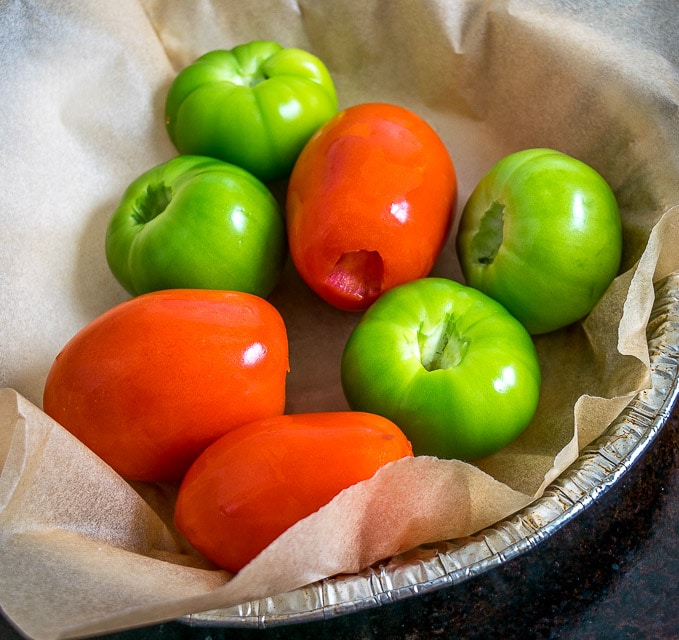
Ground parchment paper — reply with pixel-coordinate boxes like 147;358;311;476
1;1;679;639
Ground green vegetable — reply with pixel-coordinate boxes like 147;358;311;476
105;155;286;298
165;40;338;182
341;277;541;461
456;148;622;334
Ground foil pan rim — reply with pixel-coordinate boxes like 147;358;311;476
182;271;679;629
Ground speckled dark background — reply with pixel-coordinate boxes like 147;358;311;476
2;405;677;640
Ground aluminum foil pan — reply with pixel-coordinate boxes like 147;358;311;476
182;271;679;629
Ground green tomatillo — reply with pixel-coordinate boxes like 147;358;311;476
165;40;339;183
105;155;287;298
341;277;541;461
456;148;623;335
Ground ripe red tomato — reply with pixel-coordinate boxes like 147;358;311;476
174;411;413;572
42;289;289;482
286;102;457;311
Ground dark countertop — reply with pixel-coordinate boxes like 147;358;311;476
2;407;677;640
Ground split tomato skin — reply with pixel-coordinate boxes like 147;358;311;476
286;102;457;311
42;289;289;482
174;411;413;573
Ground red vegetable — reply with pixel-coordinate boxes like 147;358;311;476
174;411;413;572
42;289;289;482
286;102;457;311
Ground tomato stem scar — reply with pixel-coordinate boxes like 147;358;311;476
132;182;173;225
418;313;469;371
470;199;505;266
326;250;384;302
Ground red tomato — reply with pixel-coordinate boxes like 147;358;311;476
286;102;457;311
174;411;413;572
42;289;289;482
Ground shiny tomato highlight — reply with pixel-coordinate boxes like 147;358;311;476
174;411;413;572
42;289;289;482
286;102;457;311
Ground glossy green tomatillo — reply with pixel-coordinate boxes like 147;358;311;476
456;148;622;334
105;155;286;298
341;277;541;461
165;40;339;182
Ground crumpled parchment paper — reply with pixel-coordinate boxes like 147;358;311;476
1;1;679;638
